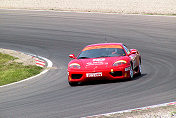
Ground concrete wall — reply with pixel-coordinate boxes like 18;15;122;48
0;0;176;14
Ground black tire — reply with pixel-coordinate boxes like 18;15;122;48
68;82;78;86
129;63;134;80
138;63;142;76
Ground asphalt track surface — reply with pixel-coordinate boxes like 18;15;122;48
0;9;176;118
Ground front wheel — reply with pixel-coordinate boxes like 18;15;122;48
129;64;134;80
138;63;142;76
68;82;78;87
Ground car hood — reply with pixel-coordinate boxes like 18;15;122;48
69;56;129;71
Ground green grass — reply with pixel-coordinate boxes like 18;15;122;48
171;111;176;117
0;52;43;86
142;13;176;16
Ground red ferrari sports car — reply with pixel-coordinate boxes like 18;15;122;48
68;43;141;86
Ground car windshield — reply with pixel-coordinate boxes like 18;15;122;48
78;48;126;59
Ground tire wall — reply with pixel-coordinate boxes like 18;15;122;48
0;0;176;14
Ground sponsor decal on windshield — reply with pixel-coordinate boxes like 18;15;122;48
82;45;123;51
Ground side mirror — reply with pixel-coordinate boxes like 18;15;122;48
69;54;76;59
130;49;137;54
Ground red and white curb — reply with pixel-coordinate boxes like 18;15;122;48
33;57;46;67
0;52;53;88
83;101;176;118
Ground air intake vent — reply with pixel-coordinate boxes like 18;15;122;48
71;74;83;79
110;71;122;77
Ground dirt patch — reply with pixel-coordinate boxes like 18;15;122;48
89;105;176;118
0;48;36;66
0;0;176;15
110;105;176;118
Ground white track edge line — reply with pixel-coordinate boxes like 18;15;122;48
1;8;176;18
0;53;53;88
83;101;176;118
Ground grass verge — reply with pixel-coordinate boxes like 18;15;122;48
0;52;43;86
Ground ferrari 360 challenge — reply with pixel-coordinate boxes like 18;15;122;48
68;43;141;86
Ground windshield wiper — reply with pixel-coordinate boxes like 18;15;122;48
78;57;89;59
95;56;110;58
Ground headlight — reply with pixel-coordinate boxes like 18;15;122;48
69;63;81;69
113;60;127;66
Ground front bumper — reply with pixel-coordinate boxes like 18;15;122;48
68;66;131;82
